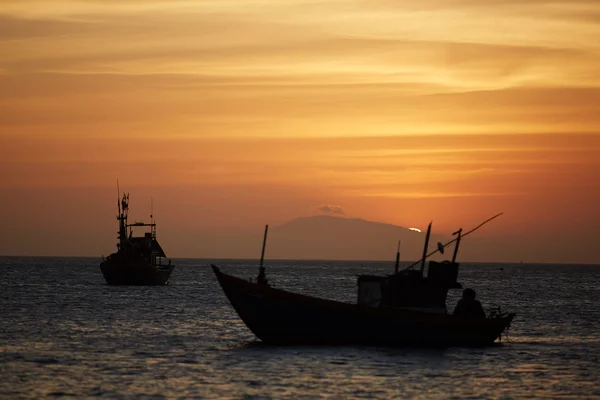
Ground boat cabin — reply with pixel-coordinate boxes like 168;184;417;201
110;193;170;266
357;261;462;313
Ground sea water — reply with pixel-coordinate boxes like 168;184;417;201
1;257;599;399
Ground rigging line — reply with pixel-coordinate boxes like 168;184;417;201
402;212;504;272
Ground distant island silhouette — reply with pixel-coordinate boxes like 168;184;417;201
130;213;594;264
264;215;445;262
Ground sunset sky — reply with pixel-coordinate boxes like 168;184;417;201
1;0;599;263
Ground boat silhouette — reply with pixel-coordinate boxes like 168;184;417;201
212;217;515;347
100;192;174;285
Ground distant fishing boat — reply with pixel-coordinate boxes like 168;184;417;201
100;192;174;285
212;216;515;347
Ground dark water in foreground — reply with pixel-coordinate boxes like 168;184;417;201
1;257;599;399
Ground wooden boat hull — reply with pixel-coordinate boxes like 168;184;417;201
212;265;515;347
100;259;174;285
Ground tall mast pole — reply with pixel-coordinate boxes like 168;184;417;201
420;222;432;276
117;179;121;216
394;240;401;274
151;196;155;238
257;225;269;285
451;228;462;263
116;179;123;245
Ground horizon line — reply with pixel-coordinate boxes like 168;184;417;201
0;254;598;266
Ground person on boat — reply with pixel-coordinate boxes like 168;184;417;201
453;288;486;319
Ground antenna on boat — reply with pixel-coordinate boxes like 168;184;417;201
150;196;155;238
257;224;269;285
394;240;401;274
117;179;121;215
420;222;432;276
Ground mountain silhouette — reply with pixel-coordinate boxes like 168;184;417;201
266;215;446;261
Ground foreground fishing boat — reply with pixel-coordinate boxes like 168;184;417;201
100;192;174;285
213;217;515;347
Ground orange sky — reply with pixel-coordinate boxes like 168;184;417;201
1;0;599;262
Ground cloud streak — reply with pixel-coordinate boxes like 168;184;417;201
313;204;346;216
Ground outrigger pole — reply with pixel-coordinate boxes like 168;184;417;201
403;212;504;272
257;224;269;285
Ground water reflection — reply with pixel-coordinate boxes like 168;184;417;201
1;257;599;398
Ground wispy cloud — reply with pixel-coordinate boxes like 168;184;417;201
312;204;346;216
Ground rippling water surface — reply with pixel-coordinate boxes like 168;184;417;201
1;257;599;399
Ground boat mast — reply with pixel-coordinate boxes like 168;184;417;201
117;192;129;249
394;240;401;274
420;222;432;276
451;228;462;263
257;224;269;285
150;196;156;239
